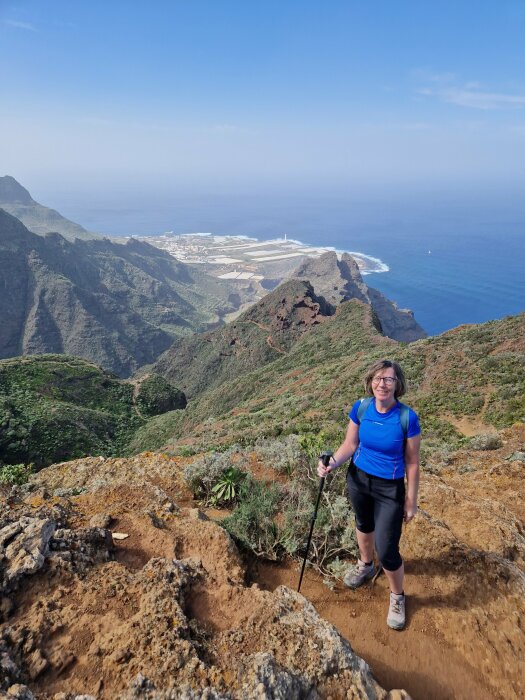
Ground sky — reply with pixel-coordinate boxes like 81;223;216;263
1;0;525;203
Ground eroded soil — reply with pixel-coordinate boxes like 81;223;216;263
1;424;524;699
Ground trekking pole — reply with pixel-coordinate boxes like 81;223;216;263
297;450;333;593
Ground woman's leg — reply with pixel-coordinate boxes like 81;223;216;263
372;478;405;576
346;464;376;552
383;562;404;595
356;529;375;564
372;478;407;628
345;465;377;587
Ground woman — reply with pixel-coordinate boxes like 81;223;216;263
318;359;421;630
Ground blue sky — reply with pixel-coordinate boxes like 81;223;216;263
1;1;525;200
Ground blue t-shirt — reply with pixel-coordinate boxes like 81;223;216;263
348;399;421;479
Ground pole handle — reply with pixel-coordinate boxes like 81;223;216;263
320;450;333;467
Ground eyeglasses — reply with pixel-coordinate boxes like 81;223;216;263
372;376;397;386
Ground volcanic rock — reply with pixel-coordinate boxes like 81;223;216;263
293;251;427;342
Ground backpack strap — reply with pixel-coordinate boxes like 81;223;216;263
357;396;373;423
398;402;409;437
357;397;410;437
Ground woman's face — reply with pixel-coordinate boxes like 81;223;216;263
371;367;397;402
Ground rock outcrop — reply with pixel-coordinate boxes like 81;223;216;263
2;421;524;699
293;252;427;342
0;457;402;699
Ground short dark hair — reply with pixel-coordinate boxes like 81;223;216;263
364;359;407;399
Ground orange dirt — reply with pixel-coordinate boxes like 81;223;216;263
253;559;491;700
2;425;524;699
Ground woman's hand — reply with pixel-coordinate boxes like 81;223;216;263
317;457;336;478
404;497;417;523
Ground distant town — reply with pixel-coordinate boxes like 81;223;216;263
141;233;384;282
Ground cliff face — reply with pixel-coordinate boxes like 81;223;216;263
293;251;427;342
0;210;237;376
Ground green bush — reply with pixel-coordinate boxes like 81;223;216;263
222;478;283;558
0;462;32;486
136;375;186;416
219;435;358;577
183;445;246;502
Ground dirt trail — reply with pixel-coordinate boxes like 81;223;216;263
242;320;288;354
249;424;525;700
130;376;148;418
254;559;492;700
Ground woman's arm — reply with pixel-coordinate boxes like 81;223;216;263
317;420;359;477
404;434;421;522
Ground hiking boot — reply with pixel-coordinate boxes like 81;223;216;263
343;560;376;589
387;592;406;630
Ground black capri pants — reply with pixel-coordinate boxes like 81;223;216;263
346;461;405;571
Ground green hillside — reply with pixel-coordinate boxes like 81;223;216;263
0;209;240;377
0;355;182;469
131;302;525;458
2;304;522;475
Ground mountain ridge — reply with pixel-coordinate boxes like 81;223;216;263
135;303;524;455
0;175;100;241
152;278;337;399
0;209;242;376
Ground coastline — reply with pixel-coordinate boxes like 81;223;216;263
141;232;389;276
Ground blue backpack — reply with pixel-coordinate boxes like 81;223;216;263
357;397;410;437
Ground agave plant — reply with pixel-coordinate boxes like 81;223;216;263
209;467;247;506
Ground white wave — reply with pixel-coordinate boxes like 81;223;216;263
345;251;390;273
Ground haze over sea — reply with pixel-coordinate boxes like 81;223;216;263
55;186;525;338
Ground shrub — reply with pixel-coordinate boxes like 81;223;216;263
222;478;283;558
253;434;306;475
0;462;32;486
469;432;503;451
219;434;358;578
280;481;358;572
183;445;246;502
420;442;456;474
458;463;477;474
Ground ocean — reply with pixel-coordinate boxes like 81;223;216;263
58;189;525;337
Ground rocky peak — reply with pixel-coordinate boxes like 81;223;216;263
243;278;333;330
293;251;369;309
293;251;427;343
0;176;34;206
